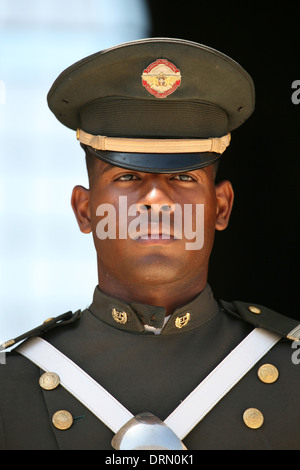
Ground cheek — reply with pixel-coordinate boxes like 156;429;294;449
89;187;119;226
183;187;217;228
189;190;217;253
204;194;218;242
90;193;135;254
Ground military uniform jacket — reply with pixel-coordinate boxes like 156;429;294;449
1;284;300;450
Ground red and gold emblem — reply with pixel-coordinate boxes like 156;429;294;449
141;59;181;98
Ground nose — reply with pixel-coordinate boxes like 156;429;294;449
132;181;180;239
136;185;175;214
138;203;173;213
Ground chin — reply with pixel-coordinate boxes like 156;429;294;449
125;254;190;284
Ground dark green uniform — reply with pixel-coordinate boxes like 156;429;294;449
1;284;299;449
2;38;298;451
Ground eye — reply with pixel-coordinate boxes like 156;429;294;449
115;174;140;181
171;174;195;182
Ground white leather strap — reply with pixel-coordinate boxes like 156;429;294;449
165;327;281;439
16;327;280;439
16;337;134;433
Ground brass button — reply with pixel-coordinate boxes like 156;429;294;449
112;308;128;325
243;408;264;429
175;312;191;329
248;306;261;314
52;410;73;430
43;317;54;324
258;364;279;384
39;372;60;390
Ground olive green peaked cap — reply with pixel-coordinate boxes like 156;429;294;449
47;37;255;172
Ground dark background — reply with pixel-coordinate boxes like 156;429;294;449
146;1;300;318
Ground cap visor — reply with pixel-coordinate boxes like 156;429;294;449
88;148;221;173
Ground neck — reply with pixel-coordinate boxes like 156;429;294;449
97;268;208;316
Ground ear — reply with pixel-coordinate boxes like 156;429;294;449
215;180;234;231
71;185;92;233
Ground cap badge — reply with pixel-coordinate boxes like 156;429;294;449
141;59;181;98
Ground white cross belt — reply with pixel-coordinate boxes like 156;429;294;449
16;327;281;441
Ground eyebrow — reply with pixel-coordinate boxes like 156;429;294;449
100;163;115;176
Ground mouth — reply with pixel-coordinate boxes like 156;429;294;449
134;236;178;245
131;223;181;243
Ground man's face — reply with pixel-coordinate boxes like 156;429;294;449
72;159;234;291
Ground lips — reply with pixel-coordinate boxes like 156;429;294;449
130;223;181;241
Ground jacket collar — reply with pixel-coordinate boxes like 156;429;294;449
88;284;219;335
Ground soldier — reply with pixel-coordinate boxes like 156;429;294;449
0;38;299;450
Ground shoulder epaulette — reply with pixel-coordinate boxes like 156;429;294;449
1;309;82;350
220;300;300;341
